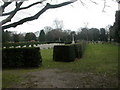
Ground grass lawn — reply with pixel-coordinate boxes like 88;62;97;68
2;43;118;88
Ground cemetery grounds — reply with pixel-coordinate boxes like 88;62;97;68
2;43;119;88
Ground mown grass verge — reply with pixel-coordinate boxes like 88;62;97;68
2;43;118;88
41;43;118;74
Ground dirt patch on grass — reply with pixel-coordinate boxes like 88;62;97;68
12;69;118;88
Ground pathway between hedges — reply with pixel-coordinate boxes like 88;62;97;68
12;69;118;88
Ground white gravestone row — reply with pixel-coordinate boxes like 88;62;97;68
3;43;64;49
34;43;64;49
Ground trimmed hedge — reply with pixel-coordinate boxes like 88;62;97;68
2;47;42;68
74;44;83;58
53;45;76;62
74;42;86;58
46;41;64;44
53;42;86;62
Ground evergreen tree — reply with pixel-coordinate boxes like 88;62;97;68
13;34;19;42
25;33;37;41
38;30;46;42
114;11;120;42
2;30;11;43
100;28;107;41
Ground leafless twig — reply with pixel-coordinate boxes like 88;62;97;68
89;0;98;5
102;0;106;12
79;0;86;6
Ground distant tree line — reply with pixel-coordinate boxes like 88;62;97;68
1;27;113;43
2;31;37;43
2;10;119;43
76;28;108;42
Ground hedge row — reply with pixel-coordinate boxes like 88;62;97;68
2;42;46;48
53;42;86;62
2;41;72;48
2;47;42;68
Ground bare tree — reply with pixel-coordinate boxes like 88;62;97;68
1;0;118;31
53;19;64;30
0;0;77;30
44;26;53;33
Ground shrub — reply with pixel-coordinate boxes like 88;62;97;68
64;41;72;44
74;42;87;58
74;44;83;58
2;47;42;68
53;45;76;62
53;41;87;62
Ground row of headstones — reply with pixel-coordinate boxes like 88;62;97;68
3;43;65;49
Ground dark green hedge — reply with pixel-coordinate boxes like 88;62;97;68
74;42;86;58
53;42;86;62
2;47;42;68
74;44;83;58
53;45;76;62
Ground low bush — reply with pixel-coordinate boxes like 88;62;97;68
53;45;76;62
2;47;42;68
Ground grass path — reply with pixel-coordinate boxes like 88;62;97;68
2;43;118;88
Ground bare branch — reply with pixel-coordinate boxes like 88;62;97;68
79;0;86;6
47;0;77;9
1;2;12;12
2;2;23;25
2;0;77;30
2;0;46;16
102;0;106;12
89;0;98;5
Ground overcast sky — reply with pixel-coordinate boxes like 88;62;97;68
1;0;118;33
